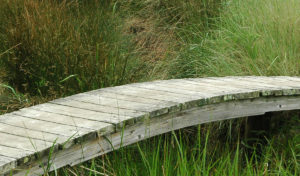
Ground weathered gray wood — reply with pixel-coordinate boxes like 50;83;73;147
0;76;299;175
200;77;284;96
61;93;180;118
193;77;286;89
0;114;89;140
0;123;68;143
0;156;15;175
233;77;300;95
169;79;245;91
282;76;300;83
31;103;132;124
0;156;14;165
131;82;211;97
0;132;51;152
84;91;181;113
157;79;252;95
268;77;300;87
191;77;290;96
53;94;145;116
204;77;275;90
86;91;175;105
0;145;33;159
65;93;178;114
13;108;113;132
93;86;194;103
12;95;300;176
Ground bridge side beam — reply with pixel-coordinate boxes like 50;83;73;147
13;95;300;176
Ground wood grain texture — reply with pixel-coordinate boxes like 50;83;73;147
0;76;299;175
0;156;15;175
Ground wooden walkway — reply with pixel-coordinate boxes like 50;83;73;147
0;76;300;175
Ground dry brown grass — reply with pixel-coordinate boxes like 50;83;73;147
124;17;177;62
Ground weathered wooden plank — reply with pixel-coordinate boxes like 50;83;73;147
53;94;144;116
111;82;198;99
0;145;33;159
167;79;243;92
238;76;298;82
184;78;261;91
31;103;133;124
61;93;179;117
191;77;287;96
0;156;16;175
223;76;300;89
65;93;177;113
0;122;68;143
282;76;300;83
0;113;113;175
86;91;174;105
145;79;263;104
128;82;229;108
84;91;182;114
225;77;291;89
200;77;284;95
93;86;194;103
233;77;300;95
224;77;300;95
88;87;199;113
12;95;300;176
0;113;111;155
0;132;51;152
267;77;300;86
0;114;88;139
0;156;14;165
204;77;273;90
158;79;251;94
141;79;261;104
193;77;285;89
131;81;211;97
13;108;113;132
147;79;257;100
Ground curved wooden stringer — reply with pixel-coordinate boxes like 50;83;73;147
0;76;300;175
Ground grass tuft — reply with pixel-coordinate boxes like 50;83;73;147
170;0;300;78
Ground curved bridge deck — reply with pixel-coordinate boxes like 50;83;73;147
1;76;300;175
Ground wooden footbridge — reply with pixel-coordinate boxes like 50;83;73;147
0;76;300;175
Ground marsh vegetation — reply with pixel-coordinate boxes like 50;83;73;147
0;0;299;175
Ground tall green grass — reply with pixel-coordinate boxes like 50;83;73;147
0;0;144;97
170;0;300;78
